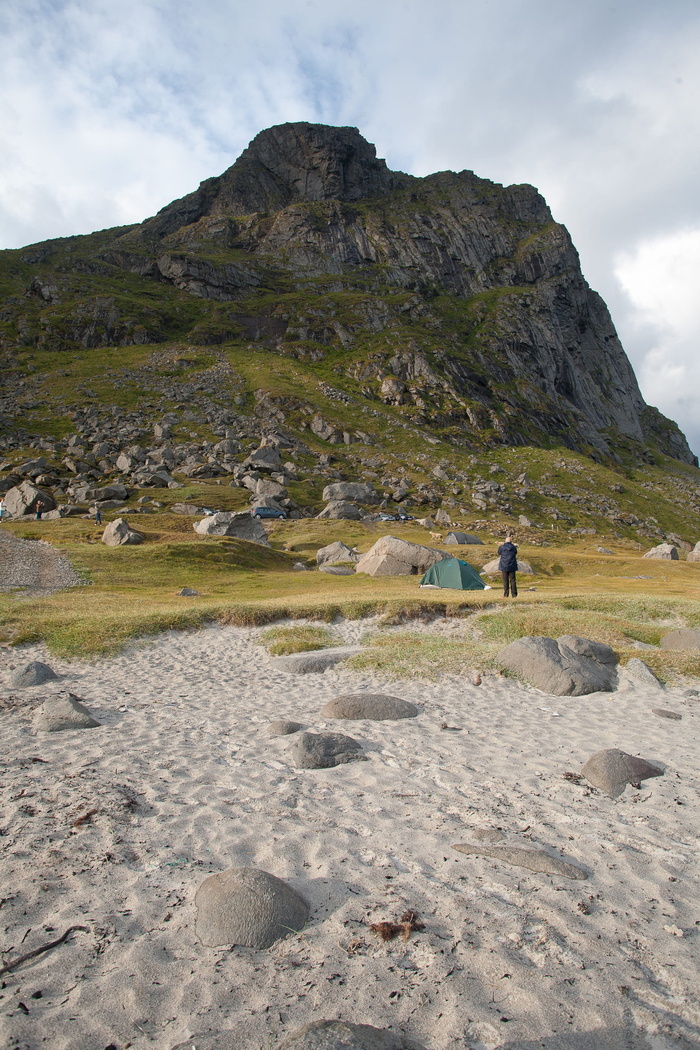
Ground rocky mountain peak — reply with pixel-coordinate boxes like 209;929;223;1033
146;123;411;237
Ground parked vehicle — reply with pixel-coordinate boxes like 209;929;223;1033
252;506;286;519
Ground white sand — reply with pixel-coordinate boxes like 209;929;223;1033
1;619;698;1050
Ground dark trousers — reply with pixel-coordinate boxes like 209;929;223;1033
502;571;517;597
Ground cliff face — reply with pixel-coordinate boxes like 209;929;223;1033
0;122;695;465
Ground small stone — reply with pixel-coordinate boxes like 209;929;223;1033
288;731;363;769
33;692;101;732
10;660;59;688
625;657;662;687
268;720;304;736
652;708;682;720
177;587;200;596
581;748;664;798
321;693;418;720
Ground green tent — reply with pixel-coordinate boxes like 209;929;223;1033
420;557;485;590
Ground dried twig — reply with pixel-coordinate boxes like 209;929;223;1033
0;925;89;977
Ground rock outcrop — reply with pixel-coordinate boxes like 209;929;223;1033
355;535;447;576
497;634;618;695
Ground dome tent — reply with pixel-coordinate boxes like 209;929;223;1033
420;557;485;590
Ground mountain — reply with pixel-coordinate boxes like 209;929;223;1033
0;120;696;480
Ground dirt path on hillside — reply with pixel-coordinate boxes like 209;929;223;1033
0;527;84;594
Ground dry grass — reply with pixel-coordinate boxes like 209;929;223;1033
258;624;337;655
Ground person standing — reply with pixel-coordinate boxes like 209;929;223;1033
94;507;102;525
498;533;518;597
0;497;6;520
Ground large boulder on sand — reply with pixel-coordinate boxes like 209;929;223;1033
316;541;360;566
355;535;447;577
193;511;269;545
642;543;678;560
480;558;534;575
194;867;309;949
581;748;664;798
321;693;419;720
101;518;145;546
33;692;101;732
321;481;379;505
289;731;364;768
497;635;618;695
4;481;56;517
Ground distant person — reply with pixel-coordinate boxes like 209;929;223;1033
498;533;518;597
0;497;6;520
35;501;45;520
94;507;102;525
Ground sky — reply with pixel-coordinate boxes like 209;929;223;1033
1;0;699;456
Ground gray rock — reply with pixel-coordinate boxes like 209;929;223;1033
687;540;700;563
10;660;59;688
268;720;304;736
642;543;678;560
581;748;664;798
289;731;363;769
652;708;682;720
444;531;483;545
625;657;662;687
518;515;532;527
479;558;534;575
177;587;200;596
321;481;379;505
4;481;57;517
272;646;366;673
101;517;145;546
171;503;210;515
434;508;451;524
321;693;419;720
244;446;282;472
452;842;588;880
316;500;363;520
81;483;129;502
193;511;269;545
171;1035;238;1050
660;628;700;650
33;692;101;732
194;867;309;949
497;635;618;695
318;565;355;575
355;535;446;577
316;541;360;566
276;1020;421;1050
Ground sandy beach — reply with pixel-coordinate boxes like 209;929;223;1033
1;618;699;1050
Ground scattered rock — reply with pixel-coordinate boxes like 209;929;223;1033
276;1020;421;1050
288;731;364;768
177;587;200;596
580;748;664;798
271;646;366;674
268;720;304;736
316;500;363;520
625;657;662;687
33;692;101;732
321;481;379;504
642;543;678;560
315;541;360;566
355;535;446;577
318;565;355;575
321;693;419;720
171;503;211;516
479;558;534;575
687;541;700;563
434;508;451;524
652;708;682;720
243;446;282;472
497;635;618;695
193;511;269;544
660;628;700;650
10;660;59;688
101;518;145;546
452;841;588;880
4;481;57;517
194;867;309;949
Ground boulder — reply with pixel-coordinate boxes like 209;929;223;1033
479;558;534;575
213;438;240;456
243;446;282;472
321;693;419;720
445;531;483;545
255;478;287;498
497;635;618;695
289;731;363;769
276;1021;420;1050
177;587;200;596
81;483;129;502
10;660;59;688
33;692;101;732
625;657;662;687
316;500;363;520
272;646;366;673
581;748;664;798
642;543;678;560
434;508;451;524
171;503;210;515
193;511;269;545
4;481;57;517
194;867;309;949
687;540;700;563
101;518;145;546
318;565;355;575
268;720;304;736
660;628;700;650
355;535;446;577
316;541;360;566
321;481;379;505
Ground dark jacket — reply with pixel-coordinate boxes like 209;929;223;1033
497;541;518;573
